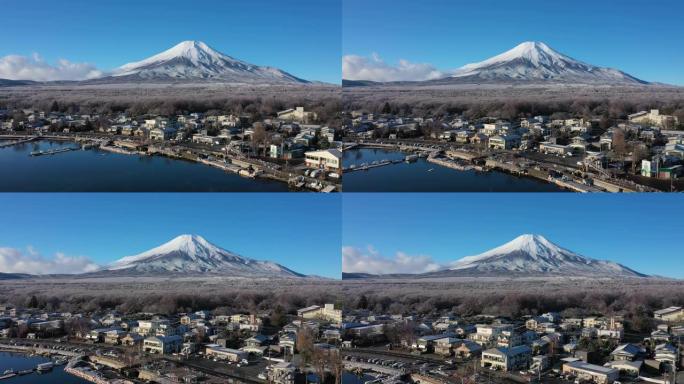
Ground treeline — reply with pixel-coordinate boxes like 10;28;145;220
345;97;684;126
4;279;683;321
4;287;339;316
0;86;342;125
341;280;684;320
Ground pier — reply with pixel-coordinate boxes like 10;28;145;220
343;159;399;172
0;137;37;148
427;155;480;172
29;147;79;156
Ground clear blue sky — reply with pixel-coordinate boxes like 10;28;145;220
343;0;684;85
0;194;341;278
343;194;684;278
3;0;341;83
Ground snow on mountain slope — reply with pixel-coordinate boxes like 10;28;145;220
445;41;647;85
104;234;303;277
101;40;309;84
444;234;645;277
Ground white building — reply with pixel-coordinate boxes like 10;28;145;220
297;304;342;323
143;335;182;354
204;344;248;362
304;149;342;171
629;109;679;128
277;107;317;123
149;127;177;141
481;345;531;371
654;306;684;322
562;361;618;384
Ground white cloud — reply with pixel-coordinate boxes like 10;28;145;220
342;53;452;82
0;53;103;81
342;245;444;275
0;246;100;275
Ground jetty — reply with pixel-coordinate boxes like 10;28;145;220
427;155;479;172
29;147;78;156
0;137;37;148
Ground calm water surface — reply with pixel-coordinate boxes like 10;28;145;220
0;351;88;383
343;148;564;192
0;140;288;192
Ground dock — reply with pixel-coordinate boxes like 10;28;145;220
549;177;603;192
29;147;79;156
343;160;396;173
0;137;37;148
427;156;479;172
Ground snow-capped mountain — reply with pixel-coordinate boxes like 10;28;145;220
441;41;647;85
101;234;304;277
439;234;645;277
96;40;309;84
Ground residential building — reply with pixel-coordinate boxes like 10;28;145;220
304;149;342;171
654;307;684;322
143;335;182;354
204;344;248;362
277;107;317;123
562;361;618;384
297;304;342;323
481;345;531;371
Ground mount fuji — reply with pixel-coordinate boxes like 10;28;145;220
91;40;310;84
344;234;647;279
427;234;646;278
438;41;647;85
95;234;304;277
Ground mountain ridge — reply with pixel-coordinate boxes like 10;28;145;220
87;40;310;84
94;234;305;278
442;41;647;85
343;234;647;279
344;41;652;86
437;234;645;277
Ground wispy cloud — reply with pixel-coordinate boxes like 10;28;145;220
0;246;99;275
0;53;103;81
342;53;453;82
342;245;444;275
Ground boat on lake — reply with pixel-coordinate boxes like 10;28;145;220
36;362;54;373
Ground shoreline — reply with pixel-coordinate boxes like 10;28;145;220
1;134;341;192
344;143;652;192
344;144;568;191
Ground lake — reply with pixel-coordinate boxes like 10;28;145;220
0;351;88;384
343;148;564;192
0;140;289;192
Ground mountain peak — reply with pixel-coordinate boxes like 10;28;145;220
162;233;215;254
106;40;309;84
450;41;647;85
510;233;552;247
161;41;221;60
460;41;575;72
103;234;303;277
447;234;645;277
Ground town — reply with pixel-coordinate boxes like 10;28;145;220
0;105;342;192
1;299;683;383
340;303;683;384
0;302;345;383
342;108;683;192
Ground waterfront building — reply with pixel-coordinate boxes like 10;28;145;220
304;149;342;171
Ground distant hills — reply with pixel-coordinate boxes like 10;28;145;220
344;234;647;279
0;78;38;87
0;272;33;280
345;41;652;86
